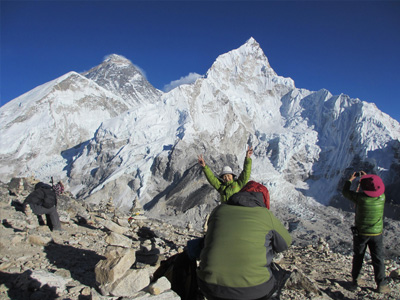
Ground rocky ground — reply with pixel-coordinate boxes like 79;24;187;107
0;178;399;300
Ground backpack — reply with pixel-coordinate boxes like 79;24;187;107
53;182;64;196
240;181;270;209
152;251;199;300
35;182;57;208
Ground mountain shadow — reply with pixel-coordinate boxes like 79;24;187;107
61;140;90;177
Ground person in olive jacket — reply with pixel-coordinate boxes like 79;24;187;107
342;171;390;293
23;182;62;231
197;181;291;300
198;146;253;203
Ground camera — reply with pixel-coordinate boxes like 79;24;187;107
355;172;361;177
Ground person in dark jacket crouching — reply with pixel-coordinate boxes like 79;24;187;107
342;171;390;293
23;182;62;231
197;181;292;300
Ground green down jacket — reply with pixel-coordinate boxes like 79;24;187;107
202;157;252;203
342;180;385;236
197;191;292;300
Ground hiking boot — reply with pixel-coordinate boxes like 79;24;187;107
349;278;366;291
377;283;390;293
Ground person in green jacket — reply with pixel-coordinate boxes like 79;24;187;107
197;181;292;300
198;146;253;203
342;171;390;294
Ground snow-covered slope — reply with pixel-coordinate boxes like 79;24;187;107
0;72;131;180
67;38;400;224
1;38;399;228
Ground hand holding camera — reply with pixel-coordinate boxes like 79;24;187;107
349;170;366;181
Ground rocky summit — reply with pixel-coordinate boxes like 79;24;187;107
0;178;399;300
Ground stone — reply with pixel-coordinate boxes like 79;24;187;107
0;283;8;293
101;219;129;235
148;276;171;295
105;245;135;259
95;248;136;286
8;177;25;195
141;241;153;253
81;286;91;296
122;290;181;299
105;232;133;248
132;215;147;220
58;211;71;223
15;269;70;294
28;234;53;246
54;269;71;278
284;268;322;295
11;234;24;244
136;243;161;266
69;285;84;294
117;218;130;227
89;287;105;300
108;268;150;297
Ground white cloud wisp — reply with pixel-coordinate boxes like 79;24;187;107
163;72;202;92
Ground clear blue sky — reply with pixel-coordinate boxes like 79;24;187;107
1;1;400;122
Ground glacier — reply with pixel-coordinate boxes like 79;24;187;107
0;37;399;229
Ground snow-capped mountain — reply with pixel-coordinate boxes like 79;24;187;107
83;54;162;106
1;37;399;227
0;71;131;181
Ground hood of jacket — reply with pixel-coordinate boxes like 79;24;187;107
227;191;266;208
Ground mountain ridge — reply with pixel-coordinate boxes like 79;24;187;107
0;38;399;232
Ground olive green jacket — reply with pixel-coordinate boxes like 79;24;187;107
197;192;292;299
202;157;252;203
342;180;385;236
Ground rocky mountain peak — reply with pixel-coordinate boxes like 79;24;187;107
206;38;294;92
104;54;132;65
246;36;258;45
82;54;162;106
241;36;266;58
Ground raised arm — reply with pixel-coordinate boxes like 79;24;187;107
198;154;221;190
236;146;253;188
246;145;253;158
198;154;206;167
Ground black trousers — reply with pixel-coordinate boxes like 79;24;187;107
29;203;62;231
352;233;385;285
202;265;281;300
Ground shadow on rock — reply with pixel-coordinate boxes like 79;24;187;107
11;200;25;212
73;215;99;231
44;242;105;288
1;219;24;233
0;270;59;300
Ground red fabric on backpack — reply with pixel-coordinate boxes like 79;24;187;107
240;181;270;209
